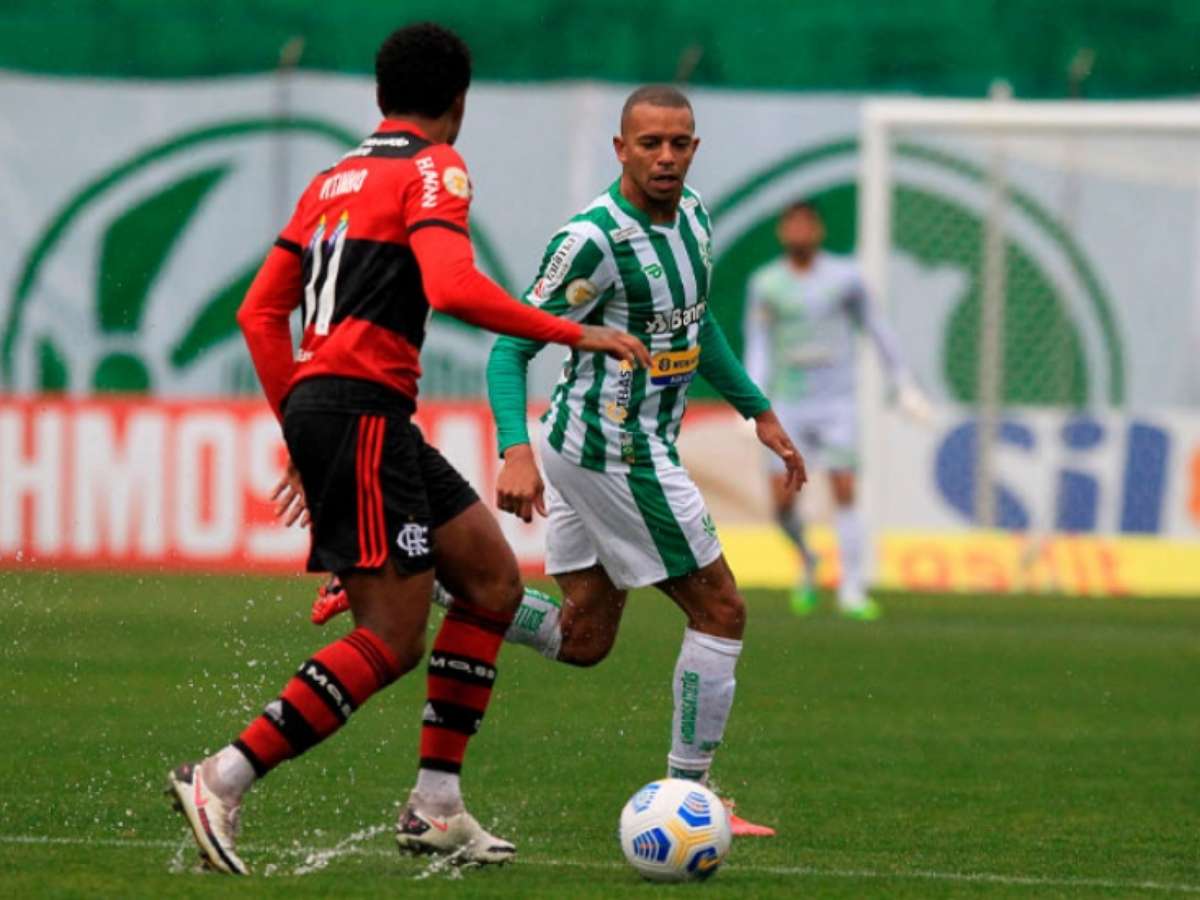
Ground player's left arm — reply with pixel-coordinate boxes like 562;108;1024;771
237;223;309;524
237;216;308;422
847;269;933;423
698;312;806;491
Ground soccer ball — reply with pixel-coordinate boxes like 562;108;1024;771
618;779;732;882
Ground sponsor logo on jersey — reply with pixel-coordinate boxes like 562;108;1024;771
609;224;640;243
564;278;598;307
643;263;664;279
442;166;471;200
645;301;707;336
415;156;439;208
363;135;410;149
318;168;369;200
540;234;580;294
621;432;636;464
342;135;412;159
650;347;700;386
605;358;634;423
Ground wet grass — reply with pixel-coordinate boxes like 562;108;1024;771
0;572;1196;897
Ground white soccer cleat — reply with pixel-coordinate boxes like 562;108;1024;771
395;796;516;865
167;761;248;875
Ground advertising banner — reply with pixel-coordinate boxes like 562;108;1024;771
0;397;545;573
3;397;1199;595
3;74;1199;593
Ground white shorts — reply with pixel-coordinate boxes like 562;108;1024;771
539;436;723;591
769;402;858;473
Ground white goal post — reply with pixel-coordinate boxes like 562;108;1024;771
855;98;1200;571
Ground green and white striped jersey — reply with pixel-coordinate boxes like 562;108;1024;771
526;180;715;472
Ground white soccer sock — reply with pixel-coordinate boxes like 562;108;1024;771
207;744;255;801
413;769;463;816
836;505;867;608
504;587;563;660
667;628;741;782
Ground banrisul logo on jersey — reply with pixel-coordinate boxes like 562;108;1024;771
4;117;511;398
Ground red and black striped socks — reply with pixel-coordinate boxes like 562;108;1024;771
415;598;513;808
233;627;401;777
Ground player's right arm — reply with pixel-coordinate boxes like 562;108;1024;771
489;226;615;521
404;147;645;365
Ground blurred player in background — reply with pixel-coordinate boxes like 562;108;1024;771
166;22;646;874
487;86;805;836
743;201;931;620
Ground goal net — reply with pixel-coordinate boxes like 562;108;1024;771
856;98;1200;585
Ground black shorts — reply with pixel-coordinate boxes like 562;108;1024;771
282;377;479;575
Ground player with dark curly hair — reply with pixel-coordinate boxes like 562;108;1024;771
166;22;648;874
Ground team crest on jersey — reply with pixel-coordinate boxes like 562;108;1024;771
442;166;471;200
565;278;597;307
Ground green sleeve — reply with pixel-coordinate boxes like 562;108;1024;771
487;333;544;456
698;312;771;418
486;226;612;456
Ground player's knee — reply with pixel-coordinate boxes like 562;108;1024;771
692;588;746;639
459;563;524;615
559;623;616;667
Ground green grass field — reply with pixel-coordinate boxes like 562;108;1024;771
0;572;1196;898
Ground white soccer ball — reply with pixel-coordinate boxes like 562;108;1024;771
618;778;732;882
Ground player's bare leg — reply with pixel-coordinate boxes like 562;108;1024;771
829;470;880;620
393;500;522;864
551;565;628;666
168;565;429;874
771;472;819;615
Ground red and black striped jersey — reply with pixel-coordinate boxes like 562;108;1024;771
274;119;469;401
238;118;582;420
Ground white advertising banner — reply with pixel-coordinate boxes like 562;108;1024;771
3;73;1199;590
